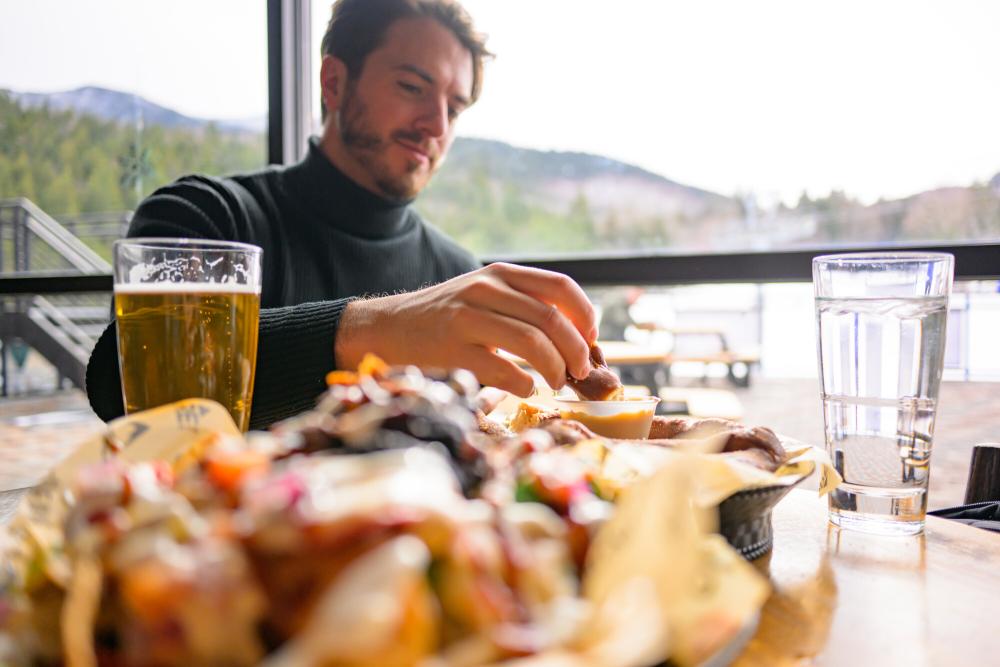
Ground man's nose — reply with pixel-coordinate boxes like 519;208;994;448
415;96;449;139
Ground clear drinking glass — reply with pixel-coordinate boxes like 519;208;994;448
113;238;263;431
814;252;953;535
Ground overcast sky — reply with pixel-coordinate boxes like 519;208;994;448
3;0;999;205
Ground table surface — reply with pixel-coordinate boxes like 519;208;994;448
1;483;997;666
735;489;1000;667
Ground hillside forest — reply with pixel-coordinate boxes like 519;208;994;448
3;90;999;259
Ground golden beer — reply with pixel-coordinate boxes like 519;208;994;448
115;283;260;431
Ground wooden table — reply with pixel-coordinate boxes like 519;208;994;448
565;341;760;389
736;489;1000;667
593;340;671;366
1;487;997;666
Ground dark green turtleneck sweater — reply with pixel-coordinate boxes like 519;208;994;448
86;138;479;429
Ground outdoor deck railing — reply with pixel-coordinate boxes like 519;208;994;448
0;199;117;395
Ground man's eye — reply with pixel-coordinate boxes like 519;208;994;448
448;107;459;121
399;82;421;94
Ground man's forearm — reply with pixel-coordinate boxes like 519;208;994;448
334;297;392;371
251;298;356;428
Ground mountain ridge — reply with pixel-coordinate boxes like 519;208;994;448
6;85;997;255
6;85;264;133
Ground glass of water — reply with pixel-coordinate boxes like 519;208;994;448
814;252;953;535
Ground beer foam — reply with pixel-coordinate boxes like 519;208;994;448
114;282;261;295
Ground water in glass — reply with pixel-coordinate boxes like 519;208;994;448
817;295;948;534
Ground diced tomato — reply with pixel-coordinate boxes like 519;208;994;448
357;353;389;377
205;450;270;493
522;463;592;513
119;561;182;623
324;370;359;386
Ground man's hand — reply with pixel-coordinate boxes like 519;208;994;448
335;263;598;396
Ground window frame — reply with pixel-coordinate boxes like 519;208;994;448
268;0;312;165
502;243;1000;287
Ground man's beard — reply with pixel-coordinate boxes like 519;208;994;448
339;85;436;201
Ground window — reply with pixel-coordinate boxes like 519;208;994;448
1;0;268;237
310;0;1000;258
1;1;267;403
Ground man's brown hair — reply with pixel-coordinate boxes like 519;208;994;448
320;0;492;104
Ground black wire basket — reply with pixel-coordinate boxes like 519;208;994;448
718;478;807;560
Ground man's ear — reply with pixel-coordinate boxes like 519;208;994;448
320;55;350;115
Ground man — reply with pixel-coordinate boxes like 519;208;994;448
86;0;597;429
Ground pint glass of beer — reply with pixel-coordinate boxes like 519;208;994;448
112;238;263;431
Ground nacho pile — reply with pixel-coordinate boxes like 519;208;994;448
0;357;835;667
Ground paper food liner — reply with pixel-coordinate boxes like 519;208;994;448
579;455;769;667
593;436;841;509
1;400;239;592
476;454;770;667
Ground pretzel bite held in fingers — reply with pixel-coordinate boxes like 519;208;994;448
565;346;624;402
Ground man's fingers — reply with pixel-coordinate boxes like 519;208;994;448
485;263;597;345
464;276;591;380
459;308;567;390
475;386;509;414
458;346;536;397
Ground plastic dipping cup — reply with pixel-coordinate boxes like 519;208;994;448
553;396;660;439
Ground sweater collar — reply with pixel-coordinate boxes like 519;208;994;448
283;137;414;239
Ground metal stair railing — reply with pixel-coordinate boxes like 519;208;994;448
0;296;93;390
0;197;111;275
0;198;121;394
28;296;95;359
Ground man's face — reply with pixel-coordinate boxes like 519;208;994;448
328;17;474;200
